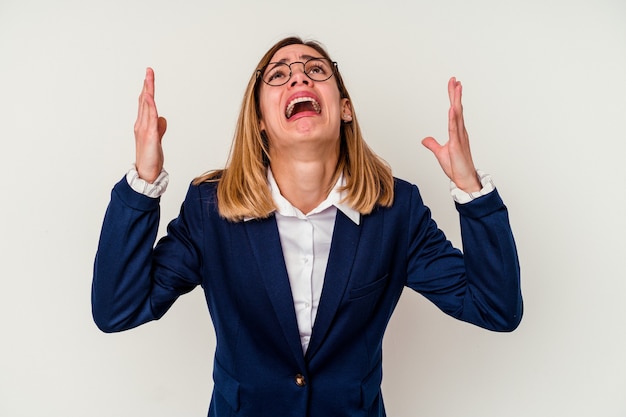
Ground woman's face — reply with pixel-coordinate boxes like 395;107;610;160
258;44;351;156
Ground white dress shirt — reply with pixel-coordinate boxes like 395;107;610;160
266;169;360;353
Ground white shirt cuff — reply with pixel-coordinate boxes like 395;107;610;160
126;165;169;198
450;170;495;204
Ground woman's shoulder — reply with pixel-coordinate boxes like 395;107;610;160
392;176;421;199
182;176;220;214
188;169;223;195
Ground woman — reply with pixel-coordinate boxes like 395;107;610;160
93;36;522;417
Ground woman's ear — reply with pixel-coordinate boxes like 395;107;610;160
341;99;353;122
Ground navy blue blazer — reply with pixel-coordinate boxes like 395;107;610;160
92;176;522;417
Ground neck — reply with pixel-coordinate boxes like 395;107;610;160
270;148;339;214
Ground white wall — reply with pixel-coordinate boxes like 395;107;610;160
1;0;625;416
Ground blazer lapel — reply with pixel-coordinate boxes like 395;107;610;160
305;210;362;360
244;216;306;367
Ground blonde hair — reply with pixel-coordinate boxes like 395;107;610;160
194;37;394;221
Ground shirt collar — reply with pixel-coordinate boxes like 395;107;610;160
267;168;360;225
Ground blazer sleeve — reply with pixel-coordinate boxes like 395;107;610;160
91;178;203;333
405;186;522;331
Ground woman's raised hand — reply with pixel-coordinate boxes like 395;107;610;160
421;77;481;193
134;68;167;183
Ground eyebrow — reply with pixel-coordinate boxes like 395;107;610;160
274;54;322;64
264;55;326;74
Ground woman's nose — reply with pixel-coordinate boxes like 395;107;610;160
290;63;310;87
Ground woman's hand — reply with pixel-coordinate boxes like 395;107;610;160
134;68;167;183
422;77;481;193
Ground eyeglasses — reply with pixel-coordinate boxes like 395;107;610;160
257;57;337;86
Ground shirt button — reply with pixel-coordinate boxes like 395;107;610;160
295;374;306;387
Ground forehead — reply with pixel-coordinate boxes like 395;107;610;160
269;44;324;63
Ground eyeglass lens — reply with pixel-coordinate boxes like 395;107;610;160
262;58;334;86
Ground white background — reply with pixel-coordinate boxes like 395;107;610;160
1;0;625;416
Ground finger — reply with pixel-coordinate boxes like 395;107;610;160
136;90;156;133
453;81;463;113
136;70;153;126
137;69;154;105
137;70;160;130
448;106;458;140
145;67;155;97
145;87;158;122
421;136;442;154
138;68;156;107
452;82;468;142
137;77;146;121
448;77;458;106
157;116;167;139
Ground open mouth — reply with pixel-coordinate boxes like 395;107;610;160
285;96;321;119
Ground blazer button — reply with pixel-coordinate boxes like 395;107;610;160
294;374;306;387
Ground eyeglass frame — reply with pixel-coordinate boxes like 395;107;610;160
256;57;339;87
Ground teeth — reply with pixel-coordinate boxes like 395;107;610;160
285;96;321;118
